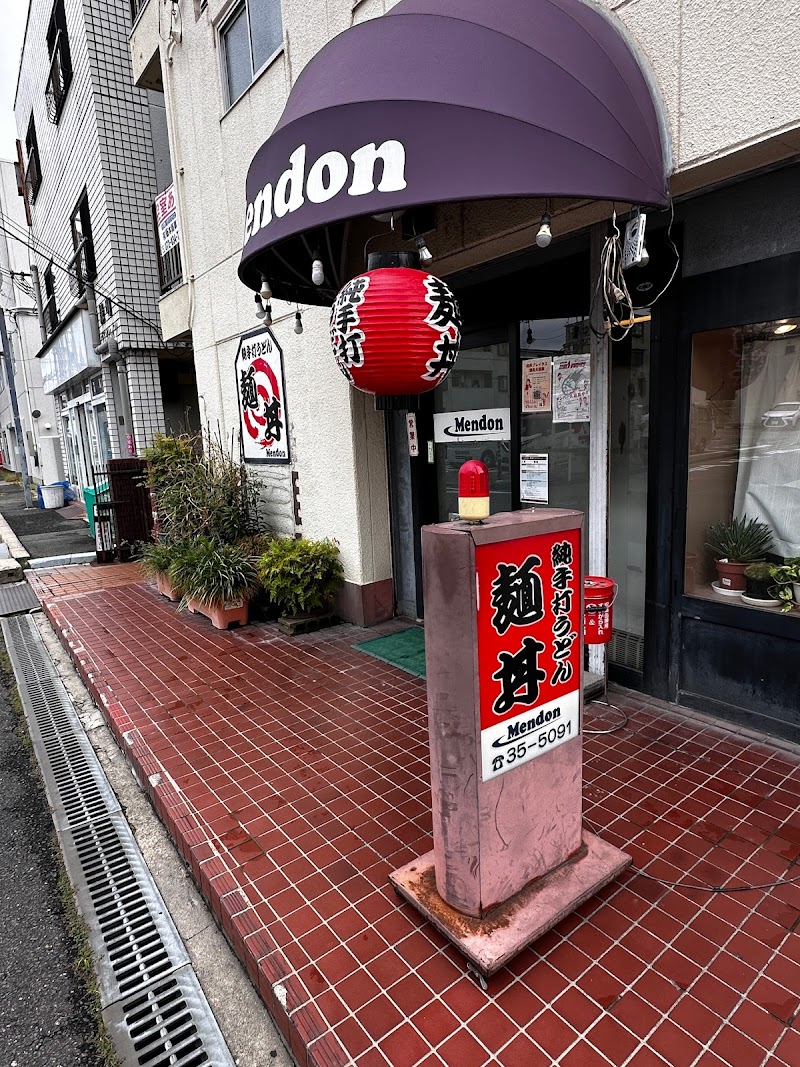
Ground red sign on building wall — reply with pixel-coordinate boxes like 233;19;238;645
476;528;582;781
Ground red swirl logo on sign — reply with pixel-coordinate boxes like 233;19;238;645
235;327;290;464
476;528;582;780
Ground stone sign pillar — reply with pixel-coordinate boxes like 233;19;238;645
390;509;630;975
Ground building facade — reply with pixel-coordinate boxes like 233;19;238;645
0;158;63;486
13;0;198;503
129;0;800;738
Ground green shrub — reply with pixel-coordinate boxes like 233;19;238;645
170;539;259;608
258;538;344;618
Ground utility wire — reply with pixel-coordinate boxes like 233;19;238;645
0;214;167;341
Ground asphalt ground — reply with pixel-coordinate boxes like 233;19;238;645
0;645;106;1067
0;482;94;559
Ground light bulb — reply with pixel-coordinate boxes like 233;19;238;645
254;293;267;320
415;235;433;263
774;323;798;335
638;245;649;268
264;304;272;327
294;311;303;335
526;325;533;345
536;213;552;249
260;275;272;301
311;256;324;286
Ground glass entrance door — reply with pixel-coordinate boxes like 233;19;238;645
608;318;651;674
519;319;592;566
433;342;512;521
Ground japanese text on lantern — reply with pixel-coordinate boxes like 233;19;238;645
476;529;581;781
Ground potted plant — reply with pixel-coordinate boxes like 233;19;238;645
768;559;800;612
258;537;344;635
139;541;182;601
171;539;259;629
743;562;776;602
706;516;774;591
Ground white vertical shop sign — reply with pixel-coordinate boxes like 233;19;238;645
235;326;290;463
154;184;179;254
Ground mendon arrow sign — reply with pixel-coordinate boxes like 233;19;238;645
433;408;511;443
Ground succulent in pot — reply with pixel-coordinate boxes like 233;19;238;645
170;538;259;629
743;562;776;602
706;516;774;592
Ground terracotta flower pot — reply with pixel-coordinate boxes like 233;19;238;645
156;572;180;601
714;559;751;591
188;597;249;630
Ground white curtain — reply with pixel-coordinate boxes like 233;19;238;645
734;333;800;558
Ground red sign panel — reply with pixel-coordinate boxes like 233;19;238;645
476;527;582;780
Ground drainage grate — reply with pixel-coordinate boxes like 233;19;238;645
1;614;235;1067
0;579;40;616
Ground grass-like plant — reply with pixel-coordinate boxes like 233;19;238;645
706;516;774;562
141;429;262;546
170;539;259;608
138;541;178;577
257;537;344;618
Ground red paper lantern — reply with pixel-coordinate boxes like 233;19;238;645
330;267;462;401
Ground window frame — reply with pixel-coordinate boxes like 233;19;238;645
70;190;96;298
42;262;59;336
24;117;42;204
45;0;73;124
219;0;284;112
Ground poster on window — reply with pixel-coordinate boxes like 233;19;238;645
521;357;552;413
552;354;591;423
520;453;548;503
476;528;582;781
235;326;290;463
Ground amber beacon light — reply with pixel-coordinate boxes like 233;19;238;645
458;460;490;523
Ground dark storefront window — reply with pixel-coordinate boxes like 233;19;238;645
685;318;800;615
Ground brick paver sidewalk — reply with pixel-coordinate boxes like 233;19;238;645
29;563;800;1067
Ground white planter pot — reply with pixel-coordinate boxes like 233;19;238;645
40;484;65;509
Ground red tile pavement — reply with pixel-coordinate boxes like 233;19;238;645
28;563;800;1067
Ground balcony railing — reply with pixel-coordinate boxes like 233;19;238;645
45;31;72;124
24;150;42;205
68;239;95;299
42;292;59;336
130;0;149;24
153;188;182;294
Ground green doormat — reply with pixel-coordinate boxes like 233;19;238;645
353;627;427;678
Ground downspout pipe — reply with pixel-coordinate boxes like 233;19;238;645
0;308;34;508
95;336;136;456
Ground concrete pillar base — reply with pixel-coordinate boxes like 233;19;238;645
390;832;630;977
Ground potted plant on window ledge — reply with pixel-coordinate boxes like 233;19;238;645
706;516;774;593
768;559;800;612
171;539;259;630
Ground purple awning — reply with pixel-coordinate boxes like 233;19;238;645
239;0;671;304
